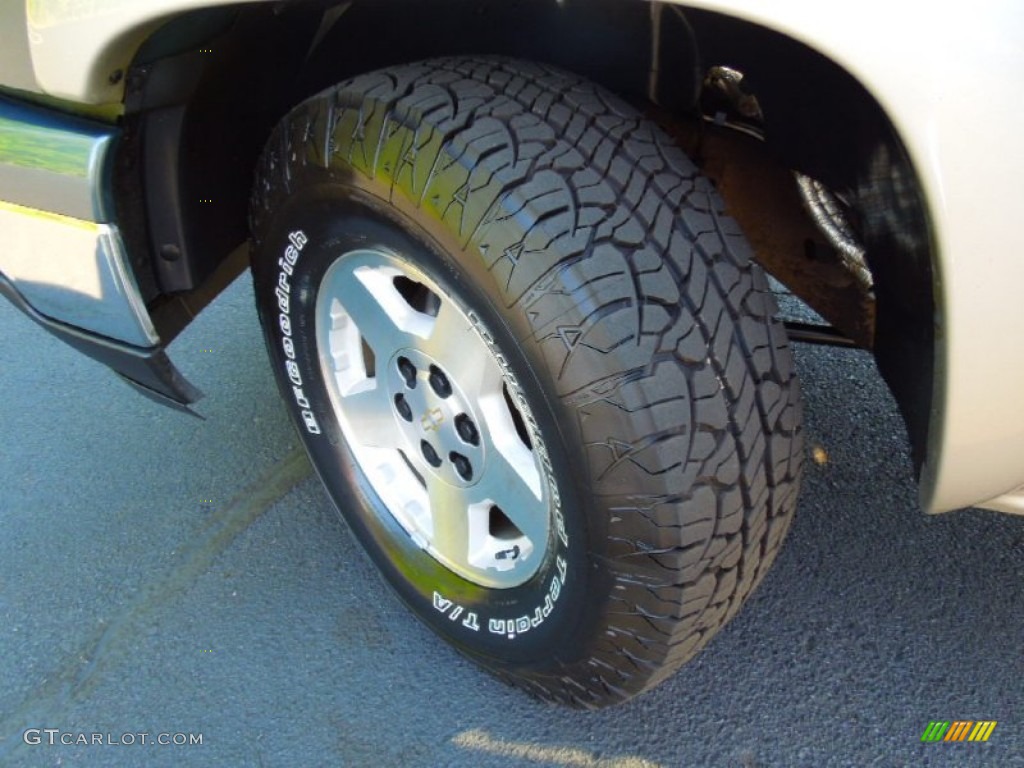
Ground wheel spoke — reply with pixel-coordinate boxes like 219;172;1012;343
475;444;547;548
426;476;471;566
337;384;401;449
424;303;503;401
422;300;472;356
327;266;424;354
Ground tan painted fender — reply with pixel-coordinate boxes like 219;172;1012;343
663;1;1024;514
13;0;1024;513
22;0;269;103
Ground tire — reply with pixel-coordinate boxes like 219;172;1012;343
249;57;803;708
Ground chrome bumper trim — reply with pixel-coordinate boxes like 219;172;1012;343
0;201;158;347
0;271;202;410
0;95;159;348
0;94;114;222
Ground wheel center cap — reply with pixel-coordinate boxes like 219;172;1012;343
388;348;483;487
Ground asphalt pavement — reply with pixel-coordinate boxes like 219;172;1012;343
1;273;1021;767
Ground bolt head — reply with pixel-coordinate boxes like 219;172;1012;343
455;414;479;446
428;365;452;398
450;451;473;481
421;440;441;467
394;393;413;422
397;357;417;388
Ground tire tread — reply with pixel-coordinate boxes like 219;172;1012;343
250;56;803;708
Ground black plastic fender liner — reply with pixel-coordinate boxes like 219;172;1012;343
0;272;203;414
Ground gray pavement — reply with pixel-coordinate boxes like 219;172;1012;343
1;274;1021;767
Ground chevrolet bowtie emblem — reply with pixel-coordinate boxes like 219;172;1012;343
421;407;444;432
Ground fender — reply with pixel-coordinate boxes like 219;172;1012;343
8;0;1024;513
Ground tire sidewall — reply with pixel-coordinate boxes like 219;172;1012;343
253;179;606;667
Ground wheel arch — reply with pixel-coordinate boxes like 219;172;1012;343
116;0;940;504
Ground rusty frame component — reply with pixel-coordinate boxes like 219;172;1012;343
666;117;876;348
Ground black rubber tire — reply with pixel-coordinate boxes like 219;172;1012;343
249;57;803;708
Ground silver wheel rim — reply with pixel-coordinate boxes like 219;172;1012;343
315;248;552;589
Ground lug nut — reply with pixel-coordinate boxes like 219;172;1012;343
397;356;417;388
428;365;452;398
394;393;412;421
454;413;479;446
450;451;473;481
421;440;442;467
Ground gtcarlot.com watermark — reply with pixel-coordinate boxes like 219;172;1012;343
23;729;202;747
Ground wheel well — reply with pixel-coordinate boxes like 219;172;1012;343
118;0;934;470
680;8;935;471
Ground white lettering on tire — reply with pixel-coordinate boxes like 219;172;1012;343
276;230;320;435
432;591;480;631
431;553;567;640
